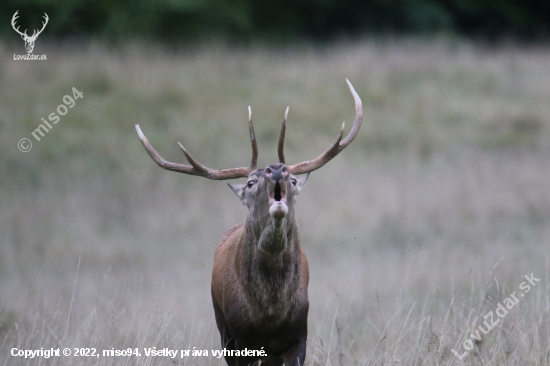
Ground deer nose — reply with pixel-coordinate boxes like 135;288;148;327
265;164;289;182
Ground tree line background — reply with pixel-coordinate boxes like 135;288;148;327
1;0;550;43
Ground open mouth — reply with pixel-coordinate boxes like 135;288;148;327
268;182;288;219
269;181;287;205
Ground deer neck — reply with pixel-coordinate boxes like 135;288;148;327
245;206;299;257
237;211;301;319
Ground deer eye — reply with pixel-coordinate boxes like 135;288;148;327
291;178;297;186
247;180;256;188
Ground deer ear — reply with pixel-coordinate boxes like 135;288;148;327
227;183;248;205
296;173;309;193
291;173;309;201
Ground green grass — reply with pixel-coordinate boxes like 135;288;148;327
0;39;549;365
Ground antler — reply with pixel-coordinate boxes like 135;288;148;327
11;11;28;38
285;79;362;175
135;109;258;180
278;106;289;164
30;13;48;39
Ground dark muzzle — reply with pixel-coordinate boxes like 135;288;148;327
266;164;288;183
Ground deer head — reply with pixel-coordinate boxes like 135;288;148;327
135;79;361;236
12;11;49;54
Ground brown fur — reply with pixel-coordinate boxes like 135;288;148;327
212;165;310;366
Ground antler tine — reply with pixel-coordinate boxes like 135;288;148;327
11;11;27;37
34;13;49;37
287;79;363;175
135;124;251;180
278;107;289;164
248;106;258;170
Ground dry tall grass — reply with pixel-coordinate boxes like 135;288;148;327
0;39;549;365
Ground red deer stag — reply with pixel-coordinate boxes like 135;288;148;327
135;79;362;366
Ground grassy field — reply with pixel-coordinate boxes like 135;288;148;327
1;39;549;365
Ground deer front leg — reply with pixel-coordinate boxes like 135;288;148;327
282;340;306;366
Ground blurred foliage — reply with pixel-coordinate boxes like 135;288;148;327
1;0;549;42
